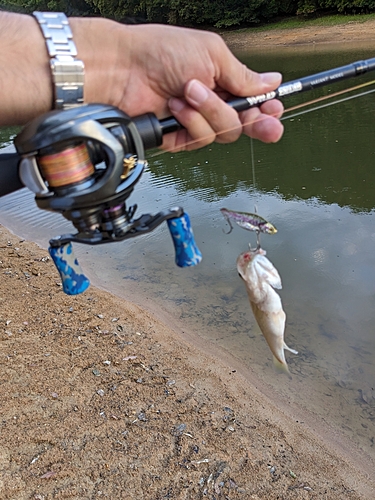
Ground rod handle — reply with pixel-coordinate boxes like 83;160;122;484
49;243;90;295
167;212;202;267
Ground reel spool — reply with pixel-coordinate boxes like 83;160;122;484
14;103;202;295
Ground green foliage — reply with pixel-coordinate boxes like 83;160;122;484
2;0;375;25
0;0;94;15
297;0;375;15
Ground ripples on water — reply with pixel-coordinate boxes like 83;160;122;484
1;44;375;461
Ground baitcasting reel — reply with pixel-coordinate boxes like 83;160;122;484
14;104;202;295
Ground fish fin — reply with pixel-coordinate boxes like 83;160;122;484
273;356;292;379
254;255;282;289
284;342;298;355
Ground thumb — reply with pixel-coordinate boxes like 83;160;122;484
212;41;282;96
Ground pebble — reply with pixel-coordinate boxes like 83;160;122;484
97;389;105;397
173;423;187;436
92;369;101;376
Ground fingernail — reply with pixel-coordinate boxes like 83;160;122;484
186;80;209;105
169;97;186;113
261;72;282;87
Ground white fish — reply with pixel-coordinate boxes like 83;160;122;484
236;247;297;375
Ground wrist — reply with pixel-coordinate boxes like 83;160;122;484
69;17;132;109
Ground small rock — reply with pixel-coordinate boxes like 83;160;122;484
97;389;105;397
173;423;187;436
92;369;101;376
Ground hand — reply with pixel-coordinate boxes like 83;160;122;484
72;21;284;151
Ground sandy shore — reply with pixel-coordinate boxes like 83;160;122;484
1;18;375;500
222;18;375;50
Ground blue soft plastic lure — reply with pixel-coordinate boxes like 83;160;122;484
49;243;90;295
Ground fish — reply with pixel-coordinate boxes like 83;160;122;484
236;246;297;375
220;208;277;235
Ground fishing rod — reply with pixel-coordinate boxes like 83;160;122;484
2;57;375;295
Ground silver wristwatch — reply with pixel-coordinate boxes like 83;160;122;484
33;11;85;110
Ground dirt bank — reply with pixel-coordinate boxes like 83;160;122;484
222;18;375;50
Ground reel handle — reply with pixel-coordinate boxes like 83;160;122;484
48;211;201;295
48;243;90;295
167;212;202;267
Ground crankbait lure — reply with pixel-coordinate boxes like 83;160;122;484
220;208;277;235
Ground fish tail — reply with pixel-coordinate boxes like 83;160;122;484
283;342;298;355
273;356;292;379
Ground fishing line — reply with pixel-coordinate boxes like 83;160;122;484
250;136;256;188
283;87;375;120
282;79;375;120
149;78;375;158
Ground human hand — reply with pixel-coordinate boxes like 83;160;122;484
72;20;284;151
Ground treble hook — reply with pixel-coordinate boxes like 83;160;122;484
222;214;233;234
255;229;261;250
248;230;261;251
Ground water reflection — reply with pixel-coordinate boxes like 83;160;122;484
0;44;375;461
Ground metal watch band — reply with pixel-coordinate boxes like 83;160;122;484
33;11;84;110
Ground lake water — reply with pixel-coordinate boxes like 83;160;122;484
1;43;375;464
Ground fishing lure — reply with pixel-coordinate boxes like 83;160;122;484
220;208;277;235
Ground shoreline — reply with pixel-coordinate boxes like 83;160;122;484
1;221;374;497
91;268;375;488
221;18;375;50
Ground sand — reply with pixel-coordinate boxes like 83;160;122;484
1;18;375;500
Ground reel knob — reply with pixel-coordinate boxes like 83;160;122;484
48;243;90;295
167;212;202;267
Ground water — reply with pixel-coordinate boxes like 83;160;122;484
1;43;375;462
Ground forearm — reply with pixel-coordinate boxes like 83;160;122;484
0;12;131;126
0;12;52;125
